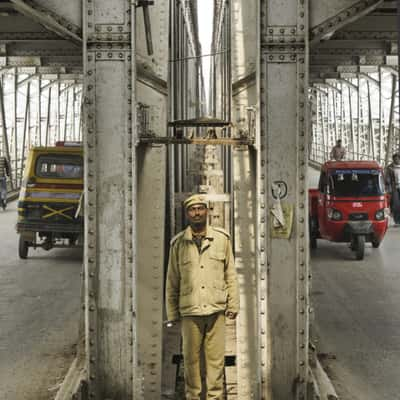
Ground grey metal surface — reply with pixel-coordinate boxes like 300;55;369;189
311;226;400;400
261;0;310;398
0;202;81;400
83;0;135;398
231;1;259;396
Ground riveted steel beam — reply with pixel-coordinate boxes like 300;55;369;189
0;32;61;41
82;0;136;398
9;0;82;45
332;30;397;40
310;0;384;45
260;0;309;398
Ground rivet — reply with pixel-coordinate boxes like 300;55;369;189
107;26;112;32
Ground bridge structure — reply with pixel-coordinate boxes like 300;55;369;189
0;0;399;399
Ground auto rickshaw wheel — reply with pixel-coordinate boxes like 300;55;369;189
310;236;317;249
18;236;29;259
372;238;381;248
355;235;365;260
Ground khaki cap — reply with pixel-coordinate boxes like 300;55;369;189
183;194;208;209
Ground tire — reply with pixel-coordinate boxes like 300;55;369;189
310;236;317;249
372;238;380;248
355;235;365;260
18;236;29;259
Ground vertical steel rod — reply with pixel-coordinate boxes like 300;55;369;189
45;87;51;146
386;74;397;165
0;79;14;189
14;70;18;187
367;81;375;159
20;82;30;185
64;87;69;141
348;86;355;159
38;76;42;146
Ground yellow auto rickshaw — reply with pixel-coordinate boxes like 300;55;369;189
16;142;83;258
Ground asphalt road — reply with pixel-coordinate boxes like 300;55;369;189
0;202;82;400
312;226;400;400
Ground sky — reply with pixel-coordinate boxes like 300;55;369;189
197;0;214;106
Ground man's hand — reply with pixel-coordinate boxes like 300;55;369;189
225;311;237;320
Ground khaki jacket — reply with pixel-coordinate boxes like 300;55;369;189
166;225;239;321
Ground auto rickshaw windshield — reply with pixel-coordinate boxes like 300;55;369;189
328;169;385;197
35;154;83;179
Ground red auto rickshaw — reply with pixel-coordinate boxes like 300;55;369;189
309;160;389;260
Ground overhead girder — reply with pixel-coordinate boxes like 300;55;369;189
309;0;384;44
9;0;81;43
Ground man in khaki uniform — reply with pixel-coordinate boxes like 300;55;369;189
166;194;239;399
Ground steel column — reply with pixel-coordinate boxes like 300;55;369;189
83;0;136;398
261;0;309;398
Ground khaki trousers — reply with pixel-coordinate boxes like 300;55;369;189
182;312;225;400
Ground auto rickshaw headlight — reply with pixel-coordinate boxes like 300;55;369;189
375;208;387;221
327;208;342;221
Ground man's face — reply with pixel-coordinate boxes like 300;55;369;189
337;141;342;147
186;204;208;227
394;155;400;165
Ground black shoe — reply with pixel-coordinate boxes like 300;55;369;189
1;200;6;210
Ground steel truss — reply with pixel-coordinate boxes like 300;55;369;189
0;67;82;190
310;68;400;165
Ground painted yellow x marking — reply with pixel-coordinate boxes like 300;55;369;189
43;205;74;220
